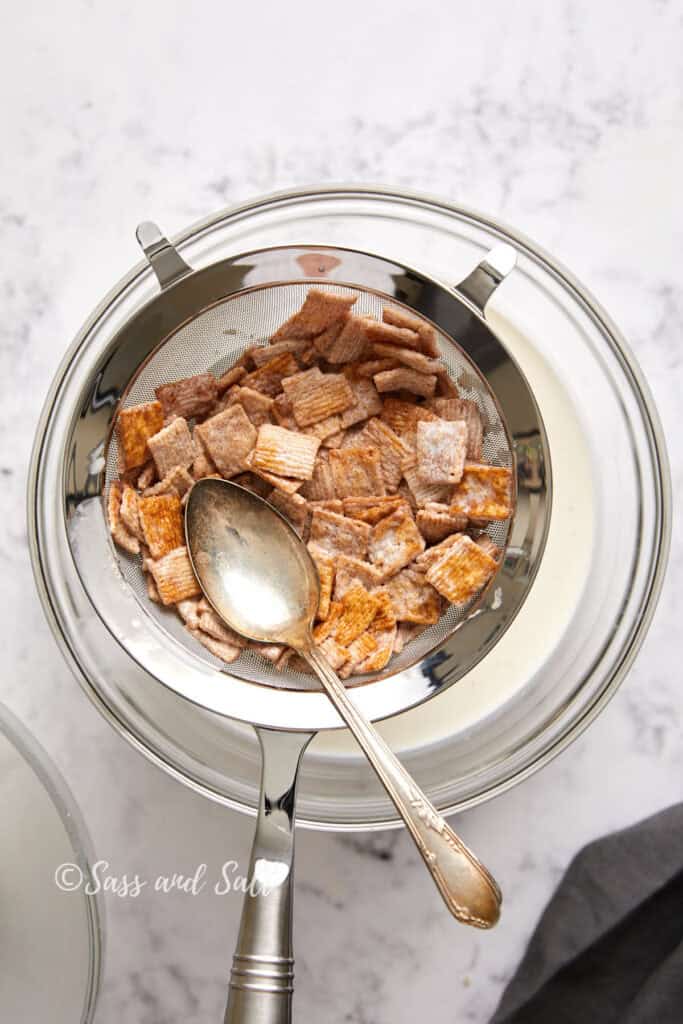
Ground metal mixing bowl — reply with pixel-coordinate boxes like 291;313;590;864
28;186;670;829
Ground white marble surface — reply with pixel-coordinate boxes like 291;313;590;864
2;1;682;1021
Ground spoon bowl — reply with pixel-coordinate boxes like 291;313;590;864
185;479;318;650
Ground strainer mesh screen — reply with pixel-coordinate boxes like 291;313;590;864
105;283;512;690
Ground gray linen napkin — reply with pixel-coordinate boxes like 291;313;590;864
491;803;683;1023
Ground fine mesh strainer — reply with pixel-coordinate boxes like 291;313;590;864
61;222;549;1023
105;275;514;692
65;223;549;732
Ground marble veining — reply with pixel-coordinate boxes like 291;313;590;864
1;1;682;1021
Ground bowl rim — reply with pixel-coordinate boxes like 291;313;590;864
27;184;672;830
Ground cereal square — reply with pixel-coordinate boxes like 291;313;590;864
379;398;438;442
363;319;421;350
425;534;498;607
427;397;484;460
374;367;437;399
120;483;142;540
382;306;440;357
147;417;196;478
368;508;425;576
138;493;184;558
321;429;346;448
107;481;140;554
271;288;357;341
416;504;468;544
415;532;466;571
189;627;241;664
329;446;386;498
381;568;441;625
242;451;304;494
136;463;156;489
155;373;218;420
449;463;514;520
176;597;201;629
319;638;351;671
195;404;257;478
321;315;372;363
309;499;344;514
338;632;379;677
371;342;442;376
332;554;385;600
116;400;164;471
353;591;397;673
290;374;355;427
333;585;381;646
308;508;371;559
281;366;323;400
416;419;468;485
144;572;160;602
251;424;320;479
271;393;297;429
150;546;201;605
312;601;343;645
250;641;289;664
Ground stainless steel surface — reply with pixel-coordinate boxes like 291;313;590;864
27;186;670;828
224;729;311;1024
186;479;502;929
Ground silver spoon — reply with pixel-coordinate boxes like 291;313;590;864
185;477;501;928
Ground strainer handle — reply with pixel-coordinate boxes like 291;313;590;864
303;643;502;929
454;243;517;315
224;727;312;1024
136;221;193;290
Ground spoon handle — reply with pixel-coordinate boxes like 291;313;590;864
303;643;502;928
